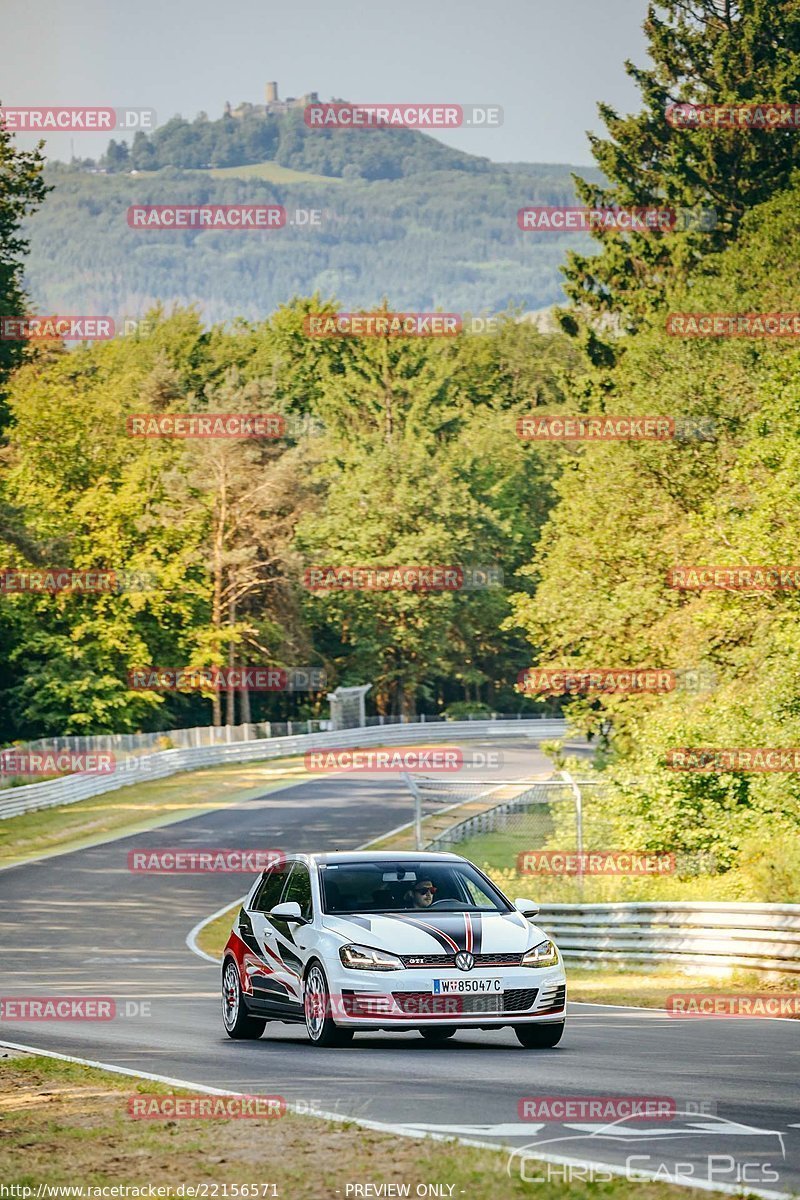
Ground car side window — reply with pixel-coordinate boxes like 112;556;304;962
282;863;313;921
251;864;291;913
464;876;500;907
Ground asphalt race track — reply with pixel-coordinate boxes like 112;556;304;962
1;740;798;1196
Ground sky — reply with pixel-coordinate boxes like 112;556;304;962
0;0;651;166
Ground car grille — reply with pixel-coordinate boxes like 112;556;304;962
399;952;524;968
506;988;540;1011
392;988;538;1015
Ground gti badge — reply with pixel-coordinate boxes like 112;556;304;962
455;951;474;972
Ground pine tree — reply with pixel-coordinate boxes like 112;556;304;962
561;0;800;354
0;107;50;421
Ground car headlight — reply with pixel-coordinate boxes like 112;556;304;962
522;939;559;968
339;943;404;971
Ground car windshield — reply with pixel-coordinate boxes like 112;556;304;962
319;859;512;915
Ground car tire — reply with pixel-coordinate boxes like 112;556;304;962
304;961;354;1047
419;1026;457;1042
514;1021;564;1048
222;959;267;1039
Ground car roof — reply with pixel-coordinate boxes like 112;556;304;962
297;851;465;865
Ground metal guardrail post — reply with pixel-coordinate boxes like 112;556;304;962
401;771;424;850
559;768;584;898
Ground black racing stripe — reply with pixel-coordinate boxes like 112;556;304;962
335;914;373;931
394;914;465;952
237;909;263;957
500;912;529;928
274;932;304;976
472;912;483;954
253;977;293;999
278;922;296;946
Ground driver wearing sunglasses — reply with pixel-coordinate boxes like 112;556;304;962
404;878;437;910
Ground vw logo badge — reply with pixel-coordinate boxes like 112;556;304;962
455;951;474;972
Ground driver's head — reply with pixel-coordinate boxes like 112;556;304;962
409;879;435;909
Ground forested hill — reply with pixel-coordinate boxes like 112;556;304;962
24;155;602;325
99;108;496;179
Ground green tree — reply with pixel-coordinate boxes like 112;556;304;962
296;315;573;716
0;314;213;736
510;182;800;864
562;0;800;350
0;107;50;422
101;139;130;172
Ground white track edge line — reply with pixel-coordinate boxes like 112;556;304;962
0;1038;792;1200
574;1001;800;1024
186;899;246;964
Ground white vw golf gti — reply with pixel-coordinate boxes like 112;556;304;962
222;851;566;1046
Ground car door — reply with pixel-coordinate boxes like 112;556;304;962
245;860;298;1014
273;862;316;988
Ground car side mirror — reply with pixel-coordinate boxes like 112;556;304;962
514;898;539;918
270;901;307;923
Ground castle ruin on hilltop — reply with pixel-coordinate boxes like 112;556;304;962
225;83;321;120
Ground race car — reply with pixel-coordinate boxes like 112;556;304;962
221;850;566;1047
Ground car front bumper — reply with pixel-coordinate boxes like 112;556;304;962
325;963;567;1028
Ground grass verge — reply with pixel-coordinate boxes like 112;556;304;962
459;828;798;903
195;902;242;959
566;964;800;1009
0;1051;713;1199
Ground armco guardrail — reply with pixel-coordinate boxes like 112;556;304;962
4;711;555;760
0;718;568;821
536;902;800;974
426;778;580;851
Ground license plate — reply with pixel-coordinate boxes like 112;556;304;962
432;978;504;995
